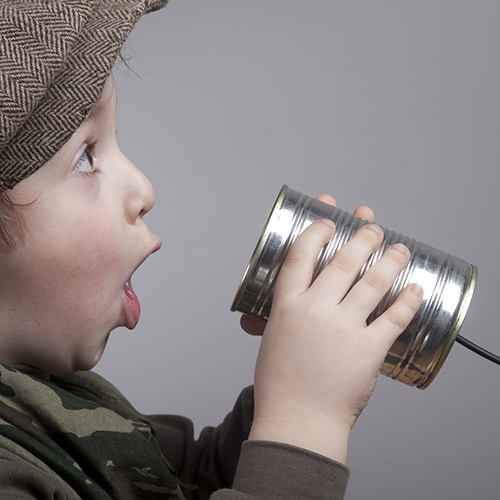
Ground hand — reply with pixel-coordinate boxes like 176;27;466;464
247;217;423;463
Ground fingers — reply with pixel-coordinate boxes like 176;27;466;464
272;199;417;343
317;194;375;223
340;243;412;317
240;315;266;336
369;283;423;349
353;205;375;222
316;193;375;223
274;219;336;299
275;217;415;330
316;194;336;206
311;224;385;303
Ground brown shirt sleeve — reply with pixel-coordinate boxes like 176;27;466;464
0;447;77;499
148;386;350;500
147;386;256;496
214;440;350;500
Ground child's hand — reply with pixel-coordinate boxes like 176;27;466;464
248;217;423;464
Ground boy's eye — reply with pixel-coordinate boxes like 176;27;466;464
75;149;94;173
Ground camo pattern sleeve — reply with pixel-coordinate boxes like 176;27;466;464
0;365;188;500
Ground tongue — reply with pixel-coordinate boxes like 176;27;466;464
124;280;141;329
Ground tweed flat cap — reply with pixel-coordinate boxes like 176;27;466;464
0;0;168;192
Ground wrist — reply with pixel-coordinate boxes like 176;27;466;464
248;410;351;464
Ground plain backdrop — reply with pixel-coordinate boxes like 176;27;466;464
95;1;500;498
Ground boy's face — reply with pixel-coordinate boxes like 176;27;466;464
0;75;162;376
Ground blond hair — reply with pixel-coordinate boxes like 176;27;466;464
0;192;26;250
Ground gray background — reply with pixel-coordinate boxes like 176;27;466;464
95;1;500;498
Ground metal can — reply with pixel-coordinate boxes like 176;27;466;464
231;185;477;389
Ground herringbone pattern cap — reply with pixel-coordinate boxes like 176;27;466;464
0;0;168;192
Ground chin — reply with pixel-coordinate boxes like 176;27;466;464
46;332;111;376
75;348;107;374
50;350;106;377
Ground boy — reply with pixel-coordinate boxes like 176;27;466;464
0;1;423;498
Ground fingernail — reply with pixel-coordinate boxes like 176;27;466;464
392;243;409;255
366;224;383;235
408;283;424;297
319;218;335;228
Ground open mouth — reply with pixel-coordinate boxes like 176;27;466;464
122;236;162;329
123;279;141;329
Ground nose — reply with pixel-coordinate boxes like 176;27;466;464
123;157;156;223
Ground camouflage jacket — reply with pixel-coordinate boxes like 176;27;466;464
0;365;349;500
0;365;187;500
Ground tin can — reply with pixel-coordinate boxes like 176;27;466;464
231;185;477;389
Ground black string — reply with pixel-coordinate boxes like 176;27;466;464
456;335;500;366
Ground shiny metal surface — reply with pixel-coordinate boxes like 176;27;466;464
231;185;477;388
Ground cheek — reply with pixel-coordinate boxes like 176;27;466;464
29;211;127;307
56;218;125;285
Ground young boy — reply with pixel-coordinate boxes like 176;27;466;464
0;1;423;499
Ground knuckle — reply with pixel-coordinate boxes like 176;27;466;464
388;244;410;264
385;308;411;331
280;252;304;275
329;254;357;275
361;271;386;292
300;300;330;325
360;266;393;296
386;299;417;330
360;224;384;244
285;223;333;267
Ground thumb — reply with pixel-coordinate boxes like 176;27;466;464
240;315;266;336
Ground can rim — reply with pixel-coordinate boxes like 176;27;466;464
418;264;478;389
230;185;289;313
